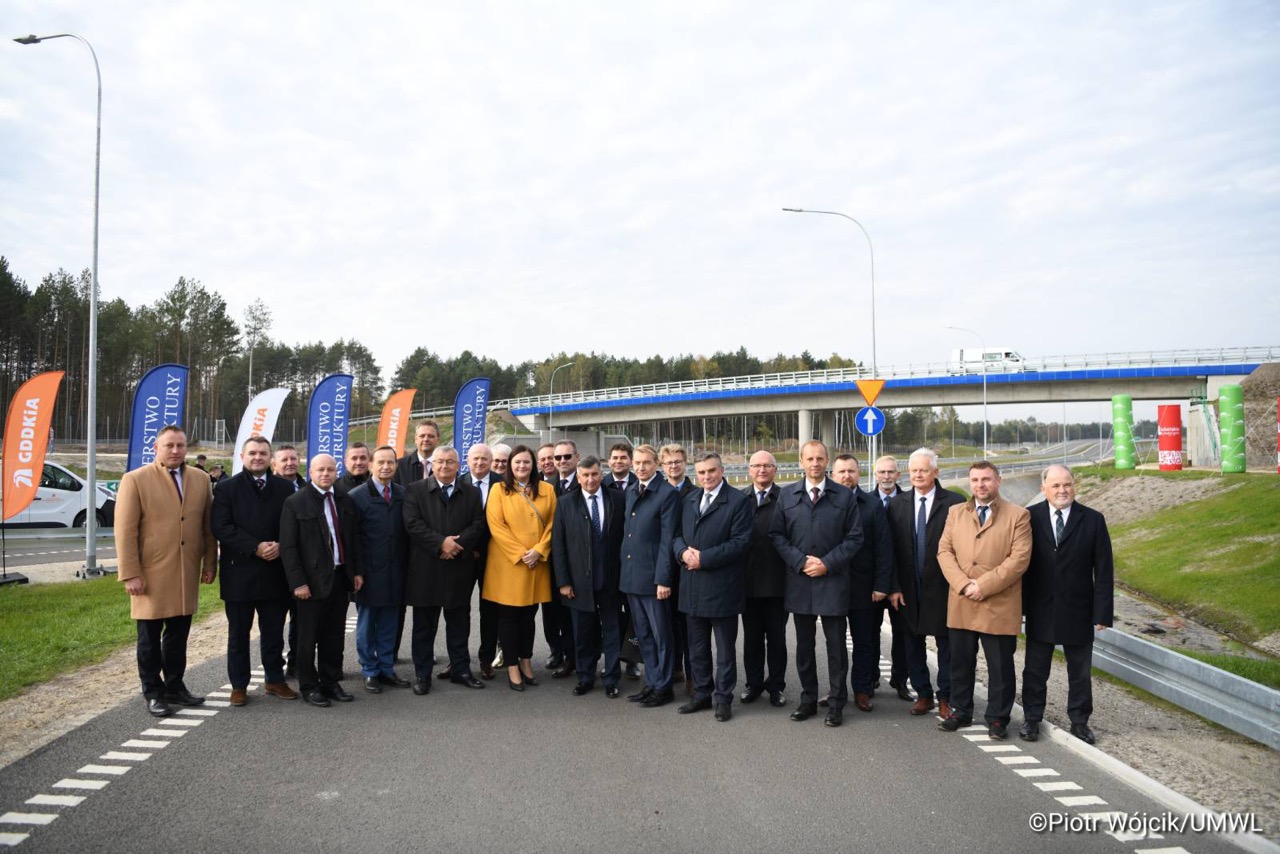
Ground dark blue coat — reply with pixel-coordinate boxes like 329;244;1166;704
1024;501;1114;645
552;487;624;612
768;478;864;616
673;484;753;618
849;487;895;611
348;479;409;609
211;470;293;603
742;484;786;599
619;478;680;596
402;477;487;609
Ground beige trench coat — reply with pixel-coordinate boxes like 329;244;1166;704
937;495;1031;636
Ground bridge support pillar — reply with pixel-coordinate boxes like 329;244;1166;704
820;411;836;448
798;408;813;446
530;412;549;442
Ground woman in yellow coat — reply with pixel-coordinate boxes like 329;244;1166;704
482;444;556;690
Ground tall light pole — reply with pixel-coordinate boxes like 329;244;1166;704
783;207;877;461
948;325;988;459
547;362;573;442
16;33;104;576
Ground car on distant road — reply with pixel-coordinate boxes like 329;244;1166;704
0;460;116;528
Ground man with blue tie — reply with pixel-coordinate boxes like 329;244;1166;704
769;440;863;728
674;452;753;722
553;455;625;697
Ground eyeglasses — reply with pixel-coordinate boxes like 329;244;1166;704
553;454;575;461
748;463;776;469
662;460;684;466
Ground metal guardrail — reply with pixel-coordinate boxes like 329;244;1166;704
1092;628;1280;750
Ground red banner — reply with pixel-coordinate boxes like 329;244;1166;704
1157;404;1183;471
377;388;417;455
2;371;65;521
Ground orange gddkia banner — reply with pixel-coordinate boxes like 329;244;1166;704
377;389;417;455
2;371;65;521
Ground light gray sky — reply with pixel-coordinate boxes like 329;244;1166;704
2;1;1277;385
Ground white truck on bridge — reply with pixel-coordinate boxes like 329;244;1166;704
949;348;1026;374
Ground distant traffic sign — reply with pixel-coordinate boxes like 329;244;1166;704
855;379;885;407
855;406;886;437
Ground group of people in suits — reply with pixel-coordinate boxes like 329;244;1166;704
114;421;1112;743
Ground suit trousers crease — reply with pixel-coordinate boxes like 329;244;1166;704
949;628;1017;725
686;615;738;706
412;603;473;679
225;599;287;688
793;613;848;708
296;572;352;695
741;596;787;694
1022;637;1093;725
136;614;193;699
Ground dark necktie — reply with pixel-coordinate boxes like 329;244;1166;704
612;480;625;492
254;477;265;493
757;490;767;506
1054;509;1065;545
882;493;891;509
561;478;570;492
811;486;820;505
977;505;989;526
589;493;601;535
324;492;345;564
638;482;647;498
442;483;453;502
915;497;928;583
170;469;183;502
383;484;392;505
700;491;713;515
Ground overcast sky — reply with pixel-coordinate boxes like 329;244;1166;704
2;1;1277;389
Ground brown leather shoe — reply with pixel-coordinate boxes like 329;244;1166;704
479;663;495;680
230;688;248;706
938;700;952;720
263;681;299;700
909;697;935;716
854;693;873;712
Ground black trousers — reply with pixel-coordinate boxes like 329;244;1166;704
225;598;288;688
478;597;499;666
570;587;623;687
286;599;298;666
136;614;193;699
949;628;1017;725
667;576;690;677
741;596;787;694
874;598;908;684
848;607;880;694
412;604;472;681
1022;637;1094;725
540;591;575;663
687;615;739;705
497;603;538;661
296;573;351;695
794;613;848;708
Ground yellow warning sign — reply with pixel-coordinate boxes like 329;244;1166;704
856;379;885;407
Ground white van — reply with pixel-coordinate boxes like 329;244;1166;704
949;348;1027;374
0;461;116;528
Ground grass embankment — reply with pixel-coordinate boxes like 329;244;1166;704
0;577;222;702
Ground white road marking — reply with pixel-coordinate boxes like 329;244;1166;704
1056;795;1107;806
140;728;185;738
75;765;130;776
0;832;30;846
203;700;231;708
995;756;1039;765
1033;781;1082;792
1134;849;1190;854
209;692;233;698
25;795;83;807
121;740;168;749
0;814;56;826
1013;768;1060;778
51;780;108;791
100;752;150;761
977;744;1021;752
151;718;202;727
177;708;218;717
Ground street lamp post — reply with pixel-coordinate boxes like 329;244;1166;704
948;325;988;459
547;362;573;442
15;33;104;576
783;208;877;461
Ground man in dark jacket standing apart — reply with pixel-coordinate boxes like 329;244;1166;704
673;451;753;722
1020;464;1113;745
740;450;788;708
402;446;488;695
280;453;364;707
211;435;298;706
348;445;411;693
769;440;863;728
553;455;626;697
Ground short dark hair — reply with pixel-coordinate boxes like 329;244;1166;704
577;455;602;471
157;425;185;439
834;453;858;466
693;450;723;467
415;419;439;433
969;460;1000;476
243;436;271;451
609;442;633;458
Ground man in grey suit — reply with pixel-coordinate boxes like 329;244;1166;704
769;440;863;728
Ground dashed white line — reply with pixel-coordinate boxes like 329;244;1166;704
995;755;1039;765
176;708;218;717
1056;794;1107;807
1013;768;1060;778
0;832;31;846
51;780;108;791
203;700;231;708
1134;848;1190;854
76;765;130;776
1033;781;1082;792
0;813;56;826
977;744;1021;752
121;739;168;749
25;795;83;808
151;718;202;727
100;752;150;761
140;728;185;738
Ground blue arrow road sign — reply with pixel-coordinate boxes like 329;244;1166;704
855;406;886;437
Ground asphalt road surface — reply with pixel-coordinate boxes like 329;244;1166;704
0;603;1255;853
0;533;115;570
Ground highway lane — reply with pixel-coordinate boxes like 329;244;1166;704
0;533;115;570
0;605;1254;853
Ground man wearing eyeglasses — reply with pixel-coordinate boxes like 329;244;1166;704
552;441;581;496
660;444;698;498
872;455;912;700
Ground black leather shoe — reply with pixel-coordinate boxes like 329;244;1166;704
147;698;172;717
627;686;654;703
818;696;830;708
450;673;486;689
605;685;620;698
1019;721;1040;742
890;679;916;701
435;667;453;681
740;686;764;704
551;663;575;679
363;677;383;693
641;689;674;708
677;697;713;714
769;691;787;708
546;652;564;669
938;714;973;732
714;703;732;722
989;720;1008;740
305;692;331;708
624;662;642;680
163;688;205;707
324;686;354;702
284;661;296;679
790;703;818;722
572;682;594;696
378;673;410;688
412;679;431;696
1070;723;1097;745
824;707;843;727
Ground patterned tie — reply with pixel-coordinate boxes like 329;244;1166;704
589;493;601;535
1055;509;1065;545
170;469;184;502
977;505;989;526
442;483;453;502
882;493;891;510
254;477;265;493
324;492;345;564
700;491;713;515
637;482;647;498
915;497;928;583
811;486;820;505
612;479;626;492
383;484;391;505
562;478;571;492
